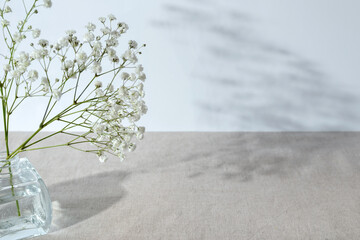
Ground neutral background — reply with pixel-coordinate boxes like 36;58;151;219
3;0;360;131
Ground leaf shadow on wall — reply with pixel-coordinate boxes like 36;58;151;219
152;1;360;130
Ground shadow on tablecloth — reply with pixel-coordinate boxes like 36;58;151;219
47;171;129;232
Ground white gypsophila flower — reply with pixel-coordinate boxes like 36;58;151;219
31;49;48;59
117;22;129;33
111;56;119;63
122;50;138;64
106;48;116;57
4;6;12;13
1;19;9;27
41;77;50;92
58;36;69;48
99;17;106;23
138;72;146;81
137;133;144;140
63;60;74;70
92;62;102;74
105;38;118;47
38;39;49;48
137;83;144;91
93;41;102;51
11;70;21;79
32;29;41;38
43;0;52;8
91;41;102;57
108;14;117;21
3;64;11;72
110;31;120;39
138;126;145;133
128;143;136;152
100;27;111;35
128;40;138;49
15;52;31;73
95;88;104;97
111;138;121;150
98;154;108;163
52;89;62;101
84;32;95;42
121;72;129;80
93;123;106;135
86;22;96;31
65;30;76;36
27;70;39;82
107;84;114;92
13;32;24;43
135;64;144;75
118;87;128;97
94;80;102;88
76;51;88;65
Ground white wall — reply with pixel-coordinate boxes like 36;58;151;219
3;0;360;131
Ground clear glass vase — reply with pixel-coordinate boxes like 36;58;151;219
0;152;52;239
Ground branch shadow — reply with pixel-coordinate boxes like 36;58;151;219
47;170;129;232
151;2;360;130
172;133;360;182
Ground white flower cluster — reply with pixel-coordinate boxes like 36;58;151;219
0;1;147;163
90;61;147;162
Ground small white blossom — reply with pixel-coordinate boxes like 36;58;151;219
38;39;49;48
94;81;102;88
43;0;52;8
76;51;88;65
138;72;146;81
135;64;144;75
99;17;106;23
91;62;102;74
121;72;129;80
117;22;129;33
63;60;74;70
129;40;138;49
138;126;145;134
4;6;12;13
13;32;24;43
41;77;50;92
32;29;41;38
11;70;21;79
27;70;39;82
58;36;69;47
100;27;111;35
122;50;138;64
65;30;76;36
106;38;118;47
107;84;114;92
1;19;9;27
137;83;144;91
95;88;104;97
84;32;95;42
137;133;144;140
98;154;108;163
108;14;117;21
52;89;62;101
128;143;136;152
3;64;11;72
86;22;96;31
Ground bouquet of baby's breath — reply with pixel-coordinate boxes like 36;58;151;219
0;0;147;163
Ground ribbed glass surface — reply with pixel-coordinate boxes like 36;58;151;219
0;153;52;240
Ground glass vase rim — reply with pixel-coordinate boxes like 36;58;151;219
0;151;20;162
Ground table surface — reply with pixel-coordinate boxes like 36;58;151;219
3;132;360;239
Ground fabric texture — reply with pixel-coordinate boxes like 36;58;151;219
2;132;360;239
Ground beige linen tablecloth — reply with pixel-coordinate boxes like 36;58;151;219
2;132;360;239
